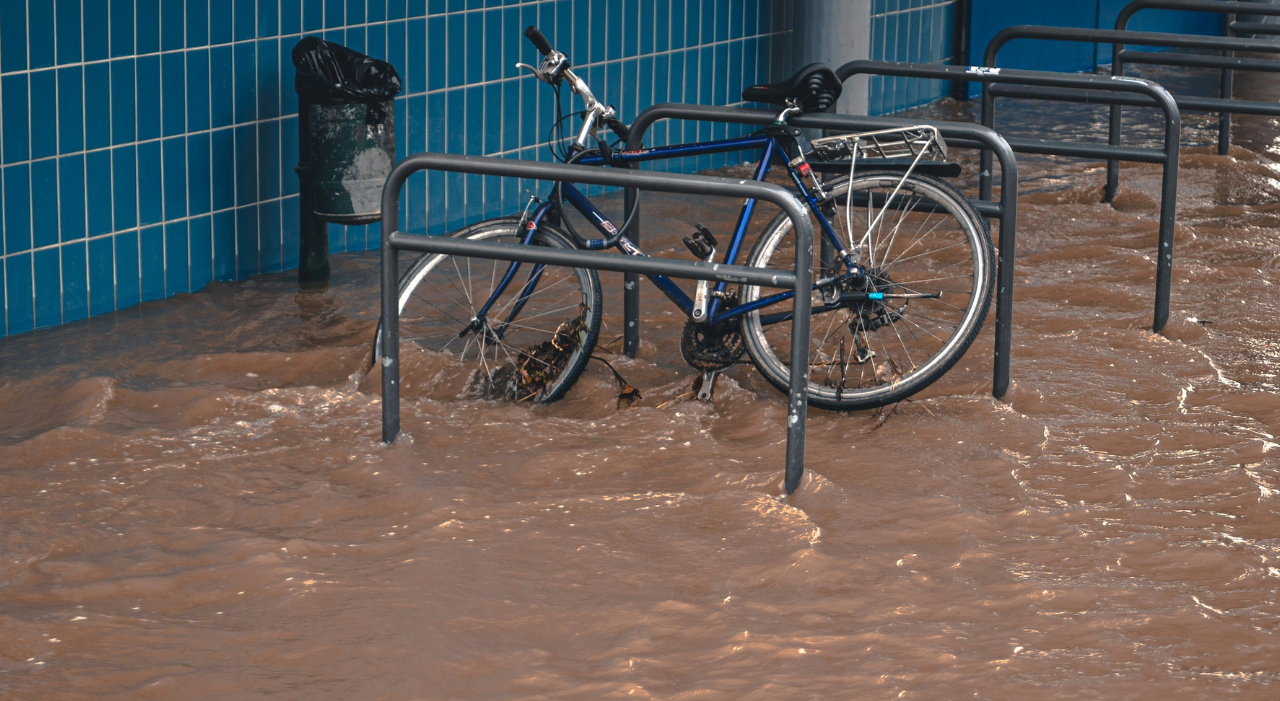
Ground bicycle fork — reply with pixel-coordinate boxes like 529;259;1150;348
463;200;554;342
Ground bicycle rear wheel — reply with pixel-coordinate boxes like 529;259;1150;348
375;218;603;404
741;171;994;410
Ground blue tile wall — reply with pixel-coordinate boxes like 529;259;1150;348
869;0;960;115
1;0;792;336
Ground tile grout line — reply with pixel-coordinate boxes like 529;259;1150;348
188;0;196;292
156;0;168;302
84;0;98;318
276;0;283;276
57;0;68;326
29;0;40;330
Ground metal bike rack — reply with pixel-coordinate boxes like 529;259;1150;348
983;21;1280;201
834;60;1182;335
379;152;815;493
1116;0;1280;163
620;103;1023;399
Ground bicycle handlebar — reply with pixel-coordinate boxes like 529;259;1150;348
525;26;553;56
518;26;623;150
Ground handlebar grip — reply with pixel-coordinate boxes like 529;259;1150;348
524;26;553;56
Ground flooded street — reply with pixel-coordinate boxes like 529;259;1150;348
3;66;1280;699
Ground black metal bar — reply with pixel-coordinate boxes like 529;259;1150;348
988;25;1280;59
835;59;1179;335
950;0;972;100
837;59;1174;95
987;25;1280;200
379;152;814;493
834;59;1173;196
1117;0;1280;31
997;82;1280;117
387;232;797;287
1172;95;1280;117
1230;20;1280;35
970;200;1002;218
1119;49;1280;72
985;24;1280;198
785;227;812;494
999;136;1166;163
1220;12;1234;157
622;187;640;357
990;82;1280;119
987;83;1175;107
625;101;1022;399
1115;1;1280;162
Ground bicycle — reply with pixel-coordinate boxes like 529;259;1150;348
375;26;995;411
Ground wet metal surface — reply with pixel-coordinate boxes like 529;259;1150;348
2;66;1280;698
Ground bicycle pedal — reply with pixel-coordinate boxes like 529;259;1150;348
683;224;718;261
693;223;718;249
683;236;712;260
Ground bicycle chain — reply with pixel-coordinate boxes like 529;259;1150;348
680;318;746;371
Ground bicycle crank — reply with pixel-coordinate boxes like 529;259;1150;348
694;369;719;402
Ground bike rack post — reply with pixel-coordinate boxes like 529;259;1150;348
835;60;1181;335
621;104;1021;398
980;24;1280;203
379;153;814;493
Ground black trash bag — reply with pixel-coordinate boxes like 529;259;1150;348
292;36;402;123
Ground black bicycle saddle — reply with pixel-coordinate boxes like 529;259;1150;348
741;63;843;112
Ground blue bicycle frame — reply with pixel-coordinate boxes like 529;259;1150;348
473;131;862;332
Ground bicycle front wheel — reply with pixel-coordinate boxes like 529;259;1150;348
741;171;994;410
375;218;603;404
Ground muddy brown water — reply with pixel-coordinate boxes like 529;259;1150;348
3;66;1280;699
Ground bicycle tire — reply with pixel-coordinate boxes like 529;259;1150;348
374;217;603;404
740;171;995;410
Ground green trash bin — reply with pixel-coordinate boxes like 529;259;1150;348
307;101;396;224
292;37;402;281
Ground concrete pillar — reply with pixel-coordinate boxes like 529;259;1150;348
792;0;871;115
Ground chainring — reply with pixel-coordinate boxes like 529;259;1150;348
681;319;746;371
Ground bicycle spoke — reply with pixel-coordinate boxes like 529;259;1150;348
874;186;924;268
448;256;477;316
409;289;473;330
885;240;970;270
888;310;917;371
882;206;954;266
892;313;949;343
487;269;577;318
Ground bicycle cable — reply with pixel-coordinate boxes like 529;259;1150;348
551;146;641;251
539;75;639;250
546;84;585;163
